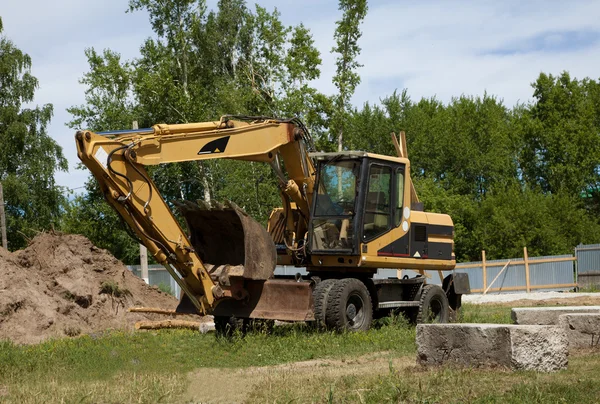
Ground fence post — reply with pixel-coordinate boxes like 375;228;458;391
0;182;6;249
133;120;149;285
482;250;487;291
574;246;578;288
524;246;531;293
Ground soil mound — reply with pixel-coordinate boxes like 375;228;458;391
0;232;183;344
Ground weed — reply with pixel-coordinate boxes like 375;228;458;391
63;326;81;337
157;282;173;295
99;281;131;298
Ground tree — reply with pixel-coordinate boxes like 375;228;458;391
331;0;368;151
66;1;327;262
0;16;68;249
517;72;600;200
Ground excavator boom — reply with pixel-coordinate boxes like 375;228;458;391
75;117;315;316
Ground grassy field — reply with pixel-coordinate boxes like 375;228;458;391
0;303;598;403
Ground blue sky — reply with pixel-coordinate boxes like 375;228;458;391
2;0;600;192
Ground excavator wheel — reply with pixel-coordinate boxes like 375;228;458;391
416;284;449;324
214;315;245;339
310;279;337;329
245;319;275;334
325;278;373;332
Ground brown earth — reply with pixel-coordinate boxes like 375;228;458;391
0;232;197;344
185;352;413;403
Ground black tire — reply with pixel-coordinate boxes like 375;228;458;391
311;279;338;328
245;319;275;334
214;315;244;338
417;284;449;324
325;278;373;332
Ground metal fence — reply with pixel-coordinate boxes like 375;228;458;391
575;244;600;289
128;244;600;297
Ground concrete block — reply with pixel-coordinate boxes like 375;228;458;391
511;306;600;325
558;313;600;350
416;324;568;372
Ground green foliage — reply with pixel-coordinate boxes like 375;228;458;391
59;0;599;265
0;17;68;250
345;84;600;260
331;0;368;151
61;181;139;263
157;282;173;295
65;1;328;262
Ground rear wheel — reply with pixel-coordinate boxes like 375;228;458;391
417;284;449;323
325;278;373;332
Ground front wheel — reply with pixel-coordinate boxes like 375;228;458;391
417;284;449;323
325;278;373;332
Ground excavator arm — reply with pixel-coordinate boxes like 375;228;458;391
75;116;315;315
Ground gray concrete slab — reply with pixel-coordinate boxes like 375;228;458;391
511;306;600;325
558;313;600;350
416;324;568;372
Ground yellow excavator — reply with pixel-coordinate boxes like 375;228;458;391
75;115;469;334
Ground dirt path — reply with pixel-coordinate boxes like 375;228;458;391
184;351;413;403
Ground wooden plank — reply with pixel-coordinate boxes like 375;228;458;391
483;260;511;295
455;263;484;269
527;256;576;264
482;250;487;292
524;247;531;293
135;320;201;330
128;307;188;315
390;132;402;157
466;256;576;268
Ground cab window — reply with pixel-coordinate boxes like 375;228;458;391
363;165;391;241
395;168;404;227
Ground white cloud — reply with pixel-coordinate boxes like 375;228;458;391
2;0;599;192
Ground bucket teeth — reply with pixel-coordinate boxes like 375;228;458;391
210;200;225;210
195;200;211;210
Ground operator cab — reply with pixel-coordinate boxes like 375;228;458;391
308;152;408;258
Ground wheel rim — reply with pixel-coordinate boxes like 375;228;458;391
346;293;365;328
426;297;443;322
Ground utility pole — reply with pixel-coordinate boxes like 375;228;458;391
0;182;7;249
133;120;150;284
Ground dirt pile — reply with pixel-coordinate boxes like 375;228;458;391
0;232;184;344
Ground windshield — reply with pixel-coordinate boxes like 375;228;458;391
314;160;360;216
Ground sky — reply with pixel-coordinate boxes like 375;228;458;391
2;0;600;192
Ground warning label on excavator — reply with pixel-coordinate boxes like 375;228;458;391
94;147;109;169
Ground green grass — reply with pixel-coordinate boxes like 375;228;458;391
248;353;600;403
0;304;597;403
458;302;513;324
0;320;415;403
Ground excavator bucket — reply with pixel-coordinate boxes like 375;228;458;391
175;200;276;280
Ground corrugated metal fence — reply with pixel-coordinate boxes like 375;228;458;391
575;244;600;289
128;244;600;297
